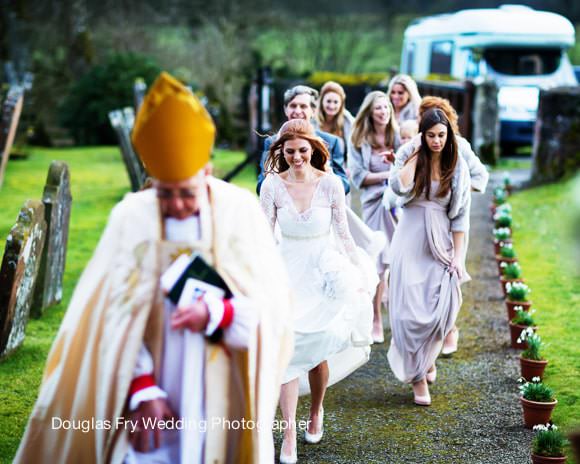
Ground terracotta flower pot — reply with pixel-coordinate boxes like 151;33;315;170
531;453;566;463
499;277;525;297
520;397;557;428
509;323;536;349
520;357;548;381
506;300;531;320
496;255;518;273
494;239;512;255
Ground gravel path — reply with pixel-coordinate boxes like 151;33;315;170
275;176;534;463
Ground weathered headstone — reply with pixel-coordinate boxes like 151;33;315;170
532;86;580;183
31;161;72;316
0;200;47;359
134;77;147;112
108;107;148;192
471;79;500;165
0;85;25;188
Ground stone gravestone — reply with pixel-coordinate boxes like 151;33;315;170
0;200;47;359
134;77;147;112
109;108;148;192
532;86;580;184
0;85;25;188
31;161;72;316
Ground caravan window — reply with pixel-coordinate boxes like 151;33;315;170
483;47;562;76
430;41;453;74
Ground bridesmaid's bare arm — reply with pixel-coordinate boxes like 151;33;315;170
398;153;418;188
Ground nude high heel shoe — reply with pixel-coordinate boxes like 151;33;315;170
426;365;437;384
441;327;459;356
412;379;431;406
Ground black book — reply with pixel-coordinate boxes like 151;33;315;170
161;252;233;305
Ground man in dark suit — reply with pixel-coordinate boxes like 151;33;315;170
256;85;350;195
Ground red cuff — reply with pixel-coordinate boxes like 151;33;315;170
219;299;234;329
129;374;156;396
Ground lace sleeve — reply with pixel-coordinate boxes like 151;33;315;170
259;174;277;231
328;176;359;266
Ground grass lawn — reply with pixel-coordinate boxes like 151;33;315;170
508;177;580;438
0;145;255;463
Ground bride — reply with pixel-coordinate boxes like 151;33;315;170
259;119;377;463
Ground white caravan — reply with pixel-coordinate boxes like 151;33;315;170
400;5;578;148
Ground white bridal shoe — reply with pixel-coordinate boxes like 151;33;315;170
279;439;297;464
304;408;324;444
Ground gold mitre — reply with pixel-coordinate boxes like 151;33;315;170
132;72;215;182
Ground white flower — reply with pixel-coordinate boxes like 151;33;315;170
500;262;507;268
515;305;523;311
532;376;541;382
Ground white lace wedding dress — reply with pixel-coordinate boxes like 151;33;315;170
260;173;378;391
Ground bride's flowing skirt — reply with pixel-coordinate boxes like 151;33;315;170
281;234;377;390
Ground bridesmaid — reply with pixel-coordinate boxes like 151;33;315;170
348;91;400;343
387;74;421;124
316;81;355;166
387;108;471;406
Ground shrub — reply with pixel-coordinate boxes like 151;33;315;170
493;227;511;241
500;243;516;258
519;377;555;402
506;282;531;302
501;262;522;279
512;308;535;326
59;52;161;145
494;211;512;227
532;424;568;457
521;332;545;361
493;187;507;205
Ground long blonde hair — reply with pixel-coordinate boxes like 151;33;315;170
387;74;421;110
351;91;398;150
316;81;346;138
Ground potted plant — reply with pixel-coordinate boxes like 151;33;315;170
520;332;549;381
493;227;512;254
510;310;537;349
500;261;524;297
531;423;568;463
503;172;513;195
506;282;532;320
519;377;557;429
491;187;508;215
494;210;512;228
496;243;518;272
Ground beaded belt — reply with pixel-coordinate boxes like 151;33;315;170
281;231;330;241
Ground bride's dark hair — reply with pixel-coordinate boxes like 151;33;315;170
264;119;330;174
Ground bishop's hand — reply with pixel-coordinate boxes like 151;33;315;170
129;398;177;452
170;298;210;332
